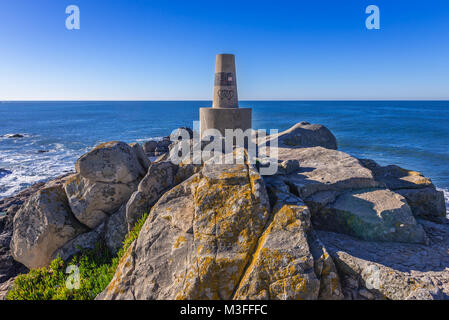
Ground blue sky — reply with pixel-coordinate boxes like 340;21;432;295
0;0;448;100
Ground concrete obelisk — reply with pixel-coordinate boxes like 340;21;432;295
200;54;252;137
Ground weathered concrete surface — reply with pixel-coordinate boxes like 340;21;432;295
212;54;239;109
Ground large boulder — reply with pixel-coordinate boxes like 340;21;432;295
125;161;177;230
65;141;146;229
10;184;88;269
266;122;337;150
270;148;427;244
360;159;446;222
233;197;322;300
65;175;137;229
75;141;146;184
52;204;128;261
129;143;151;172
98;161;272;300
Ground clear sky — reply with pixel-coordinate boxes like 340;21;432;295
0;0;448;100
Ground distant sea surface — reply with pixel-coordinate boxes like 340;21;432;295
1;101;448;213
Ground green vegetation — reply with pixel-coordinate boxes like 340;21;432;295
7;213;149;300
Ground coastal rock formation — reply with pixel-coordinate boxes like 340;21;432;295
75;141;146;183
98;159;346;300
317;219;449;299
270;147;427;244
98;161;272;300
130;142;151;172
275;147;381;197
125;161;177;231
64;175;137;229
65;141;146;229
312;189;427;244
0;175;73;289
359;159;446;222
10;183;88;269
3;122;449;300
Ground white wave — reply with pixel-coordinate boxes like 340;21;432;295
134;136;165;143
0;144;81;199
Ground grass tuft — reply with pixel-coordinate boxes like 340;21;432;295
7;213;149;300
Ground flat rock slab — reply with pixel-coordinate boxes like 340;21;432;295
317;219;449;299
278;147;381;198
313;189;428;244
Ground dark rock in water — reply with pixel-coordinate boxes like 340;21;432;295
37;150;48;154
143;140;158;154
8;134;24;138
157;139;171;149
0;169;12;178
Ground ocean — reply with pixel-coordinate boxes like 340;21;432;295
0;101;448;214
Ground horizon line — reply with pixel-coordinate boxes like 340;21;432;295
2;98;449;102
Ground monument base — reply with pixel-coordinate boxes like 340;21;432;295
199;107;252;138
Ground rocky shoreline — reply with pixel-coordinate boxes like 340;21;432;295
1;122;448;300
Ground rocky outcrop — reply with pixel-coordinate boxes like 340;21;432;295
4;122;449;300
266;122;337;150
269;147;428;244
0;175;72;288
98;158;346;300
125;161;177;231
98;161;272;300
276;147;381;198
317;219;449;300
360;159;446;222
312;189;428;244
75;141;146;183
130;143;151;172
143;137;174;157
10;183;88;269
65;141;146;229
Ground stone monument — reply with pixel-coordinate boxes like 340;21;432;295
200;54;252;138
